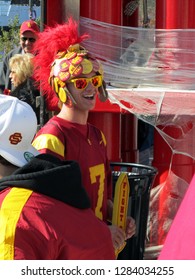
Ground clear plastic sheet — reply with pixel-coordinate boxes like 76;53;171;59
80;17;195;259
80;17;195;90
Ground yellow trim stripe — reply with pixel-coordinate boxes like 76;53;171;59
0;188;33;260
32;134;65;157
100;131;107;146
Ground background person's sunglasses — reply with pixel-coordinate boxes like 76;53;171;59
21;37;36;43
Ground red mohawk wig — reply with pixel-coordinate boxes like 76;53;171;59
33;18;89;108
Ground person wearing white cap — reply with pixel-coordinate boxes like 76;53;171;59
0;93;39;169
0;94;115;260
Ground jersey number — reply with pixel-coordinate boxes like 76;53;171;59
89;164;105;220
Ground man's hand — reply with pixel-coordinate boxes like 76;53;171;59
125;216;136;239
108;224;126;250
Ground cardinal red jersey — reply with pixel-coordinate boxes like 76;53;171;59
0;187;115;260
33;116;112;222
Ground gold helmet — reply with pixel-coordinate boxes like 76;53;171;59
49;43;107;104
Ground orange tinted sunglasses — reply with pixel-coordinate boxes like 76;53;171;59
68;75;103;90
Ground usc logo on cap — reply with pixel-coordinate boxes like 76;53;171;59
9;132;22;145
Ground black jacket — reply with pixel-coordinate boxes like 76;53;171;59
0;153;90;209
10;78;40;121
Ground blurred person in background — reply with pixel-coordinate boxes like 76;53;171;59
0;20;40;95
8;53;40;121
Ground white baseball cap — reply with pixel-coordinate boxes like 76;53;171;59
0;95;39;167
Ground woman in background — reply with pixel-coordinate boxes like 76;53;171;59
8;53;40;121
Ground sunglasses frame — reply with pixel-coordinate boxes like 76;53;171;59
68;75;103;90
20;37;36;43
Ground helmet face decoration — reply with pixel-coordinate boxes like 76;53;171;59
33;18;108;105
49;43;104;101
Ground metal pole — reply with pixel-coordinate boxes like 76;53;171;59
37;0;49;129
40;0;45;31
29;0;33;19
143;0;150;28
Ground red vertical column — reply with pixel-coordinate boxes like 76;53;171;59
154;0;195;187
121;114;138;162
46;0;65;26
123;0;139;27
80;0;122;24
121;0;139;163
153;0;195;246
156;0;195;29
80;0;139;162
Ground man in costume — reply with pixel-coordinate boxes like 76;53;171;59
32;18;136;252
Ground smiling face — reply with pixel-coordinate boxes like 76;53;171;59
49;44;105;109
66;72;102;111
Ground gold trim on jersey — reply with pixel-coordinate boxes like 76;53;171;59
100;131;107;146
0;188;33;260
32;134;64;157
